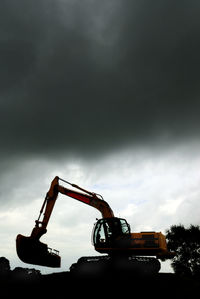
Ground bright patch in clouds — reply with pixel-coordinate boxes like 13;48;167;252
159;197;184;215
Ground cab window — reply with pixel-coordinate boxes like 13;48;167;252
120;219;130;234
93;219;106;245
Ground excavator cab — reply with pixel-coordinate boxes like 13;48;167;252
93;217;131;252
16;234;61;268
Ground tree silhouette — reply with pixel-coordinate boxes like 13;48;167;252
166;224;200;277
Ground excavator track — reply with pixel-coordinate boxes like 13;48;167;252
70;255;161;277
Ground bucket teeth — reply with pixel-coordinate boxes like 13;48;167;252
16;234;61;268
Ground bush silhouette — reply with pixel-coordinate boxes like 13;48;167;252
0;257;10;276
12;267;41;280
166;224;200;277
0;256;41;282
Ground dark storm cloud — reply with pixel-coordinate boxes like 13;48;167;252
1;0;200;157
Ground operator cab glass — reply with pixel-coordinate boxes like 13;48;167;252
93;217;130;248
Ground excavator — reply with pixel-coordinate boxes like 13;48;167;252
16;176;174;275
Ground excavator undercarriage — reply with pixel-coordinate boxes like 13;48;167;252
70;255;161;277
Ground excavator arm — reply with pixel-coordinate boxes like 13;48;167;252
31;176;114;240
16;176;113;267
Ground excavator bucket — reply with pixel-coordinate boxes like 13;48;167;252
16;234;61;268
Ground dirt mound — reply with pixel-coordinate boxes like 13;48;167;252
1;271;200;297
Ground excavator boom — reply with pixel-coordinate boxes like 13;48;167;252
16;176;113;267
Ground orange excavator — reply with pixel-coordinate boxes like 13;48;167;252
16;176;173;274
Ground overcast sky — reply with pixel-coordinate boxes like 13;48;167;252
1;0;200;273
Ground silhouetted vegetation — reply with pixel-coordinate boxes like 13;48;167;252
0;257;10;277
166;224;200;277
12;267;41;280
0;255;200;297
0;256;41;282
